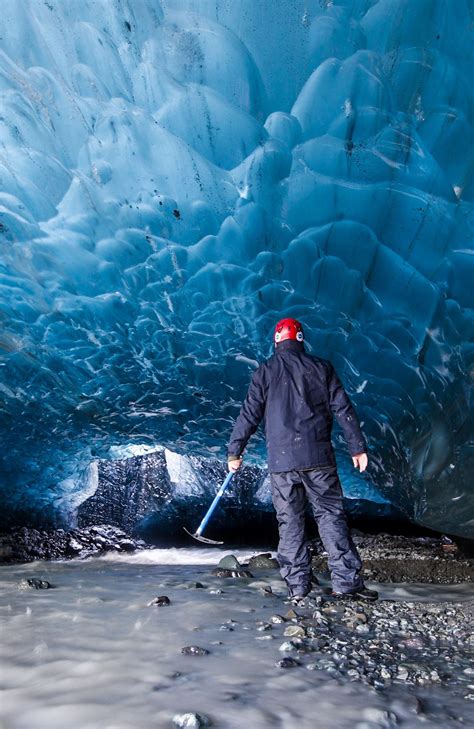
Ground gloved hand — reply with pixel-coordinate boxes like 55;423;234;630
352;452;368;472
228;456;243;473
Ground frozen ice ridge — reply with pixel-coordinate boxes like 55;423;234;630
0;0;472;536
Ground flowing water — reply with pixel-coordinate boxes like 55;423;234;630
1;550;473;729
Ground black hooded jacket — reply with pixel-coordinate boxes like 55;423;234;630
227;340;367;473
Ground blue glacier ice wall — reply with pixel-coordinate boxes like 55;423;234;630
76;448;406;544
0;0;473;536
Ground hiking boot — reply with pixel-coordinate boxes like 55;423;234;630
331;587;379;602
289;594;308;605
287;586;310;602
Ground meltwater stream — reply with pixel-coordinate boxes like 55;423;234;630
1;550;473;729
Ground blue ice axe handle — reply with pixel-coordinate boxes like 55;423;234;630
184;471;234;544
196;471;233;536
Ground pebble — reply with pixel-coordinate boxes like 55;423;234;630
18;578;51;590
147;595;170;607
269;614;286;624
279;641;298;652
172;713;211;728
284;625;306;638
181;646;210;656
276;657;300;668
396;666;409;681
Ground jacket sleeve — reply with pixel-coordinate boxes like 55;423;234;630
326;362;367;456
227;366;267;458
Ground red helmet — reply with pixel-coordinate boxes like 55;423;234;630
274;318;304;344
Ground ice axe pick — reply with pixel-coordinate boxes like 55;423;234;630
183;472;234;545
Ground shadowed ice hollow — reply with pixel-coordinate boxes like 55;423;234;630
0;0;473;536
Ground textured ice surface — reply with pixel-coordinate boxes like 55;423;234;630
0;1;473;535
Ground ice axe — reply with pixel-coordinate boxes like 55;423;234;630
184;472;234;545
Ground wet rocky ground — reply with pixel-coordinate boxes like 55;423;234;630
310;531;474;584
208;553;474;700
1;525;472;586
266;593;474;695
1;549;473;728
0;524;148;563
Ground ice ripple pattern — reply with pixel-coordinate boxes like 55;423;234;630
0;0;473;536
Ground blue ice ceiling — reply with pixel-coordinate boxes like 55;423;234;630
1;0;473;536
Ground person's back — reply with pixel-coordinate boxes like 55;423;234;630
227;317;378;603
228;338;366;475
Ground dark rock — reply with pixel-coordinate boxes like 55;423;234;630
118;539;136;552
270;614;286;624
211;567;253;578
0;524;148;563
66;538;83;555
216;554;242;570
248;553;279;569
147;595;171;607
18;578;52;590
276;657;300;668
212;554;253;577
181;646;210;656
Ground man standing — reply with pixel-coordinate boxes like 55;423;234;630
227;318;378;602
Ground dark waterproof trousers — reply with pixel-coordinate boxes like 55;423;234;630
271;466;363;596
